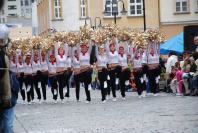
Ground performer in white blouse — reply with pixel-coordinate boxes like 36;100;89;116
72;47;81;102
147;45;160;96
118;42;131;100
132;48;145;98
79;42;92;103
9;52;17;73
64;46;73;99
96;44;108;103
105;37;121;102
16;51;26;102
32;49;42;103
40;50;48;102
55;42;68;103
23;52;34;104
48;49;58;103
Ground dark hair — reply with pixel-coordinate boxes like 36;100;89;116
169;51;177;56
192;52;198;60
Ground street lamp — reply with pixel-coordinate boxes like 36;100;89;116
143;0;146;31
94;17;102;29
103;0;127;24
84;17;93;28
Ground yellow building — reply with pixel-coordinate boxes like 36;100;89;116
160;0;198;39
37;0;161;35
88;0;160;29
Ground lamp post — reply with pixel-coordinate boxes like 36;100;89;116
94;17;102;29
103;0;127;25
84;17;93;29
143;0;146;31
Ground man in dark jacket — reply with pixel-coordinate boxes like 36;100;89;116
0;23;20;133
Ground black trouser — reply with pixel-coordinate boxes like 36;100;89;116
49;76;58;100
133;70;144;96
148;68;159;94
108;66;122;98
41;72;48;100
74;74;81;100
57;73;65;100
33;73;41;100
119;68;131;98
98;68;108;101
64;69;73;98
107;79;111;96
24;75;34;102
79;69;92;101
17;76;25;101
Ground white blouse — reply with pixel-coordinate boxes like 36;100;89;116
24;63;33;74
56;55;67;68
17;63;24;73
79;52;90;66
72;57;80;69
133;58;142;69
9;61;17;73
97;54;107;67
108;51;119;64
32;61;41;73
40;60;48;71
148;54;159;64
66;57;72;68
118;54;128;67
48;62;57;73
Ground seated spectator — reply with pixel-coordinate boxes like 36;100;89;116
191;59;198;96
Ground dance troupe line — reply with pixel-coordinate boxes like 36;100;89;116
7;25;165;104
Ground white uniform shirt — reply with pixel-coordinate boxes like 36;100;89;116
108;51;119;64
10;61;17;73
118;54;128;67
148;54;159;65
48;62;57;73
24;63;33;74
142;52;147;64
133;58;142;69
66;57;72;68
79;52;90;66
17;63;24;73
97;54;107;67
40;60;48;71
32;61;41;73
72;57;80;69
166;55;178;74
56;55;67;68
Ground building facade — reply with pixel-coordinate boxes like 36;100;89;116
37;0;86;35
160;0;198;39
88;0;160;29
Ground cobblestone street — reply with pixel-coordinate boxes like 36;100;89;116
14;89;198;133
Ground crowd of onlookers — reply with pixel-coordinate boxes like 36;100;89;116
165;52;198;96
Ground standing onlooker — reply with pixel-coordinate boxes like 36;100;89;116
0;24;20;133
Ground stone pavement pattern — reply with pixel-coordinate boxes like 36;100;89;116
14;89;198;133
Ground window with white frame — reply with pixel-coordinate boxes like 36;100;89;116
104;0;118;17
80;0;87;18
175;0;188;13
197;0;198;10
54;0;62;19
128;0;143;16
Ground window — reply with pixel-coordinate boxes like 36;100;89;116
25;0;29;6
80;0;87;18
8;0;16;1
128;0;143;16
2;18;5;23
8;5;17;10
54;0;62;19
175;0;188;12
26;9;29;13
197;0;198;10
104;0;118;16
21;0;23;6
8;14;17;16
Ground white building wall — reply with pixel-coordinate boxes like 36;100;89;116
50;0;85;32
160;0;198;24
7;0;21;16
